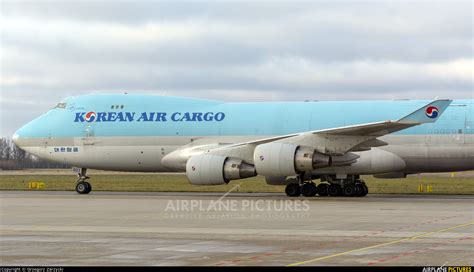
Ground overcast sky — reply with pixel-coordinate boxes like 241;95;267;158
0;1;473;137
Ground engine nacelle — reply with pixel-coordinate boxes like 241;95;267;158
186;154;256;185
253;143;332;177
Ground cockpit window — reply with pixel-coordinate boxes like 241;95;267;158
55;102;67;109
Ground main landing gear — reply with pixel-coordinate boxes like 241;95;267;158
75;168;92;194
285;173;318;197
284;174;368;197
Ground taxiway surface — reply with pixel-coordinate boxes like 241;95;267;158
1;191;472;266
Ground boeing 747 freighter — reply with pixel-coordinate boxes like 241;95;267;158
12;95;473;197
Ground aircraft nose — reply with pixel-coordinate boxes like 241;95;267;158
12;112;53;149
12;129;22;147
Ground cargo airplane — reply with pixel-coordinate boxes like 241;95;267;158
12;95;474;197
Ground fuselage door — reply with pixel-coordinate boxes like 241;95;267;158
82;124;97;145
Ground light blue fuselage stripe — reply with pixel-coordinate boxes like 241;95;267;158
15;95;474;138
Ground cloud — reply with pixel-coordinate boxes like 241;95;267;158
0;1;473;137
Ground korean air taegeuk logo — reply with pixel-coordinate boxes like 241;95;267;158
84;111;97;122
425;106;439;119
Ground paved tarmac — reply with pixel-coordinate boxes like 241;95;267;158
0;191;473;266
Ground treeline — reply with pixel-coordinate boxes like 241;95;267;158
0;138;69;170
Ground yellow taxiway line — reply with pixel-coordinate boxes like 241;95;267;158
287;220;474;266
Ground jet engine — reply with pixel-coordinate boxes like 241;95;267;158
186;154;256;185
253;143;332;177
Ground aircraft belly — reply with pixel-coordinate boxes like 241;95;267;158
16;134;474;173
382;135;474;172
311;135;474;175
19;137;182;172
76;146;169;171
385;145;474;172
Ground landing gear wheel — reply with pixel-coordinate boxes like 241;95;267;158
343;184;356;197
360;183;368;196
301;183;317;197
84;182;92;194
74;168;91;194
317;183;329;196
355;183;365;197
76;181;90;194
285;183;301;197
328;184;342;196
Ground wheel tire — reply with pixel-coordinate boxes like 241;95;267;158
76;182;89;194
343;184;356;197
84;182;92;194
355;184;365;197
285;183;301;197
361;183;369;196
317;183;329;196
301;183;317;197
328;184;341;196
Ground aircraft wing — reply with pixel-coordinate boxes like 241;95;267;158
163;99;451;168
220;99;452;155
315;99;452;136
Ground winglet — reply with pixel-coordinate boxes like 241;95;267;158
398;99;452;123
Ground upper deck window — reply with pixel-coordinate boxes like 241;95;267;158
55;103;67;109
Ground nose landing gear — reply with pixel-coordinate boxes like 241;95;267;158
75;168;91;194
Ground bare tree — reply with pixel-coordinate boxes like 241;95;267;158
11;142;27;161
0;137;69;170
1;138;11;160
